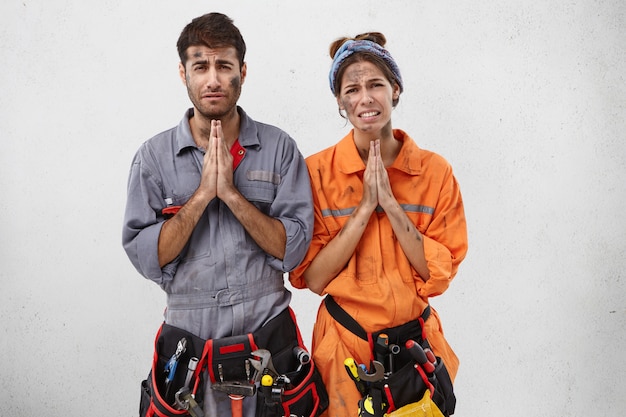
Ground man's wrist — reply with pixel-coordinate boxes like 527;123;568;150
219;186;243;207
192;187;216;206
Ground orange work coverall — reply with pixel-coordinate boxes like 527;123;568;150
290;129;468;417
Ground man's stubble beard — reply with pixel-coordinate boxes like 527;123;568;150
187;74;242;120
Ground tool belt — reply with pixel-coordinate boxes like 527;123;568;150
139;307;329;417
324;295;456;417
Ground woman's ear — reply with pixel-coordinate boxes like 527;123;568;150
392;83;400;101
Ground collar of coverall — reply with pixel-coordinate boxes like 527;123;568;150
231;139;245;170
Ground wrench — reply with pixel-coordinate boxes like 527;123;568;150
356;360;385;382
249;349;278;381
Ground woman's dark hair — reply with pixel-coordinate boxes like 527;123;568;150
176;13;246;69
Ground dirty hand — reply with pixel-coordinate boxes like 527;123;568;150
362;139;379;212
213;120;236;200
372;140;395;211
199;120;218;201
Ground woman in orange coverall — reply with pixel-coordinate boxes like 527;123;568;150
289;32;468;416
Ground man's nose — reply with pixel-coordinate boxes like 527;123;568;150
205;67;220;88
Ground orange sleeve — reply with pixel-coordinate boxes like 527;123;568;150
417;165;468;297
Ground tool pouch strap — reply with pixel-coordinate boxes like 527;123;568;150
325;295;431;361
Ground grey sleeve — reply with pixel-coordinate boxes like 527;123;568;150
267;137;314;272
121;149;177;284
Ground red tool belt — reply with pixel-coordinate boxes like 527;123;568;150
139;307;329;417
324;295;456;417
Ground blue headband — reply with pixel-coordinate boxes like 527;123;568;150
328;39;403;95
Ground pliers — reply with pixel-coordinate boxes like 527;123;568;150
164;338;188;398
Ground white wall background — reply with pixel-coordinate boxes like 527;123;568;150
1;0;624;416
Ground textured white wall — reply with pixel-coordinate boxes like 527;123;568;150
1;0;625;416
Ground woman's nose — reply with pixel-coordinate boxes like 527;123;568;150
360;92;373;104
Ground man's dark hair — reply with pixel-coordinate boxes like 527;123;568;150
176;12;246;68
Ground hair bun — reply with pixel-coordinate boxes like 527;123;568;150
354;32;386;47
329;32;387;58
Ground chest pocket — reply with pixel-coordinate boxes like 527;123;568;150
239;170;280;213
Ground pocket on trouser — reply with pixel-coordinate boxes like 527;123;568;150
206;333;256;383
256;359;329;417
139;323;208;417
429;358;455;416
139;376;152;417
253;308;329;417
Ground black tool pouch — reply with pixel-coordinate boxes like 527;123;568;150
366;347;456;416
253;308;329;417
139;324;207;417
256;359;328;417
206;334;256;383
324;295;456;417
139;308;328;417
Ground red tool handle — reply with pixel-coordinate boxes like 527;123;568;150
229;394;244;417
405;340;435;373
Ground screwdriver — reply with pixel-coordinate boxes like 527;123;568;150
424;347;437;368
375;334;389;365
344;357;367;395
405;340;435;373
260;374;274;406
262;374;274;387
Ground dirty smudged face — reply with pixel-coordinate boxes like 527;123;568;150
180;45;246;120
337;60;398;135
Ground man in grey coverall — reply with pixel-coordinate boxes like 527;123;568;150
122;12;313;416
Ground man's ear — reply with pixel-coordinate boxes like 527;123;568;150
178;62;187;85
240;62;247;85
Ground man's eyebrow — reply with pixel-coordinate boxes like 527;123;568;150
215;58;235;66
190;57;236;66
